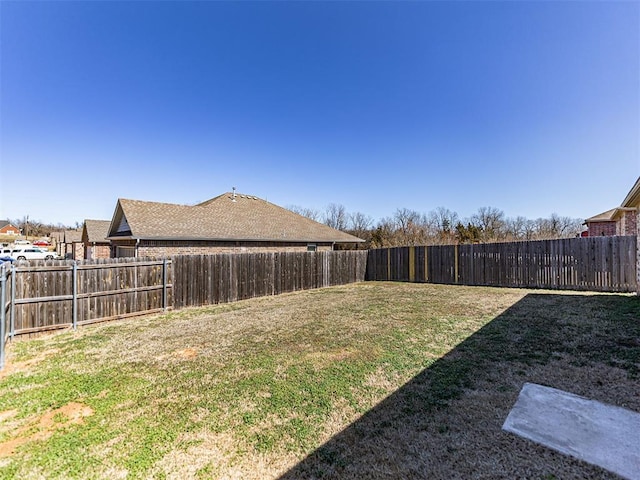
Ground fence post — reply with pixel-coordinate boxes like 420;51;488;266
162;258;168;311
409;246;415;282
454;244;459;284
425;246;429;283
387;248;391;281
72;262;78;330
0;264;6;370
10;264;16;339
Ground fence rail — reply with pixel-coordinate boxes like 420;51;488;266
366;236;637;292
3;258;171;338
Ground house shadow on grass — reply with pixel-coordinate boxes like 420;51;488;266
278;293;640;480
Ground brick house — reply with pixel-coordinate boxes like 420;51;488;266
585;177;640;293
619;177;640;293
584;209;618;237
0;221;20;236
584;178;639;238
82;220;112;260
51;231;64;256
108;191;364;258
63;229;84;260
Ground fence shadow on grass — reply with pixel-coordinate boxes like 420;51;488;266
278;293;640;480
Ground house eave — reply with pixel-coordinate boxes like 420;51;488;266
621;177;640;208
108;235;364;244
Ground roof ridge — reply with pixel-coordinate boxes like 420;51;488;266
114;192;364;243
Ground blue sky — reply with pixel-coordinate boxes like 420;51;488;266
1;1;638;227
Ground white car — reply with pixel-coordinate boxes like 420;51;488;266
10;247;59;261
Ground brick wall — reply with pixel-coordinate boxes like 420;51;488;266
86;244;111;260
0;226;19;235
586;221;617;237
111;240;335;258
73;242;85;261
619;210;638;236
636;211;640;294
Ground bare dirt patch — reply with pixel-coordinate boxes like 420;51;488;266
0;349;60;379
173;347;198;359
0;410;17;424
0;402;94;457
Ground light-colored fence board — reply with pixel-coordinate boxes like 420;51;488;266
366;236;637;293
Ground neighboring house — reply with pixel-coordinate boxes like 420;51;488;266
584;209;618;236
63;229;84;260
0;221;20;236
617;182;639;236
108;191;364;258
585;177;640;293
584;178;639;237
619;177;640;294
82;220;112;260
51;231;65;256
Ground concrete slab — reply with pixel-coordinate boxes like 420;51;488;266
502;383;640;480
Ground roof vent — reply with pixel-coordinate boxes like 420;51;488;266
232;187;237;202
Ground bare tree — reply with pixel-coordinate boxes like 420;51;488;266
324;203;348;231
292;202;584;247
504;216;528;241
534;214;583;239
550;213;583;237
522;219;537;240
371;217;397;248
348;211;373;237
471;206;506;241
393;208;429;246
287;205;321;222
427;207;459;244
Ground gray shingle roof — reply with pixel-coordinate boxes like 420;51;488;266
621;176;640;208
585;209;617;223
109;192;364;244
83;220;111;243
64;229;83;243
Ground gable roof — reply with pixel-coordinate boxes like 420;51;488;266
585;177;640;224
0;221;18;230
621;176;640;208
64;229;83;243
108;192;364;244
584;208;617;223
83;220;111;243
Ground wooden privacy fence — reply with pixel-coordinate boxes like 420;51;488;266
0;241;635;369
0;257;171;369
0;251;367;368
366;236;637;292
1;258;171;334
173;251;368;308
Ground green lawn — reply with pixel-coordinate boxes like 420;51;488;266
0;282;637;479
